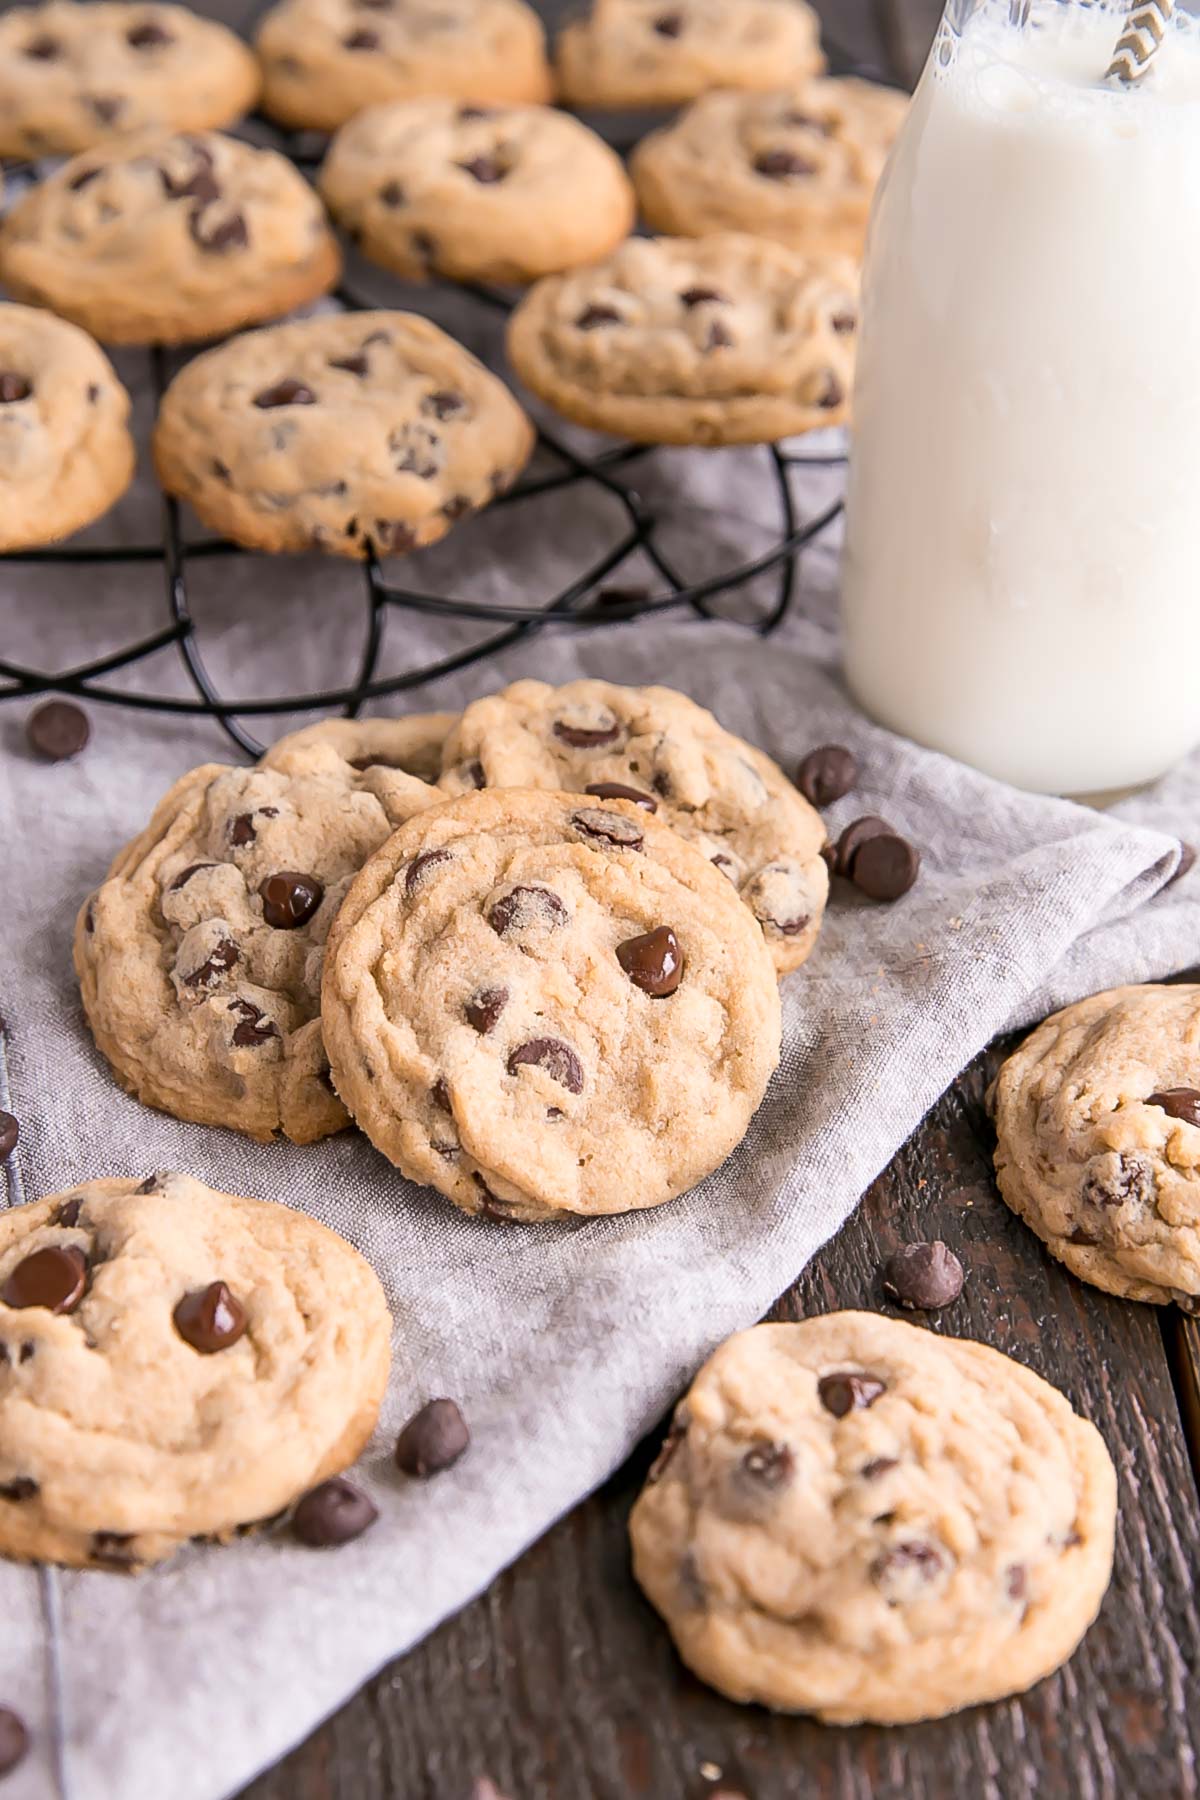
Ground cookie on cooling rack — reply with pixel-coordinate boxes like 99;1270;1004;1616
0;3;259;158
437;678;830;975
152;310;535;560
506;233;858;447
320;100;635;287
75;720;446;1143
555;0;824;110
0;1175;391;1569
256;0;552;135
0;132;341;347
0;302;135;552
632;78;909;259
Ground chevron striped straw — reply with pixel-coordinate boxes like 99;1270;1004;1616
1106;0;1176;83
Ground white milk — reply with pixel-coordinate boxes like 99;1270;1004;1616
840;0;1200;795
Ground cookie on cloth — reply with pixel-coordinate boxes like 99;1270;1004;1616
262;712;459;786
555;0;824;110
630;1313;1116;1722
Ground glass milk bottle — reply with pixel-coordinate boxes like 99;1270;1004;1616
840;0;1200;796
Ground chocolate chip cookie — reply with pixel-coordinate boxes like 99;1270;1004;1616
437;680;828;975
0;3;260;158
319;99;635;287
630;1312;1116;1722
632;78;909;259
152;310;535;559
256;0;552;135
262;711;458;785
321;788;782;1222
992;984;1200;1308
0;1174;391;1570
75;726;441;1143
0;302;135;550
506;233;858;446
0;131;341;346
555;0;824;110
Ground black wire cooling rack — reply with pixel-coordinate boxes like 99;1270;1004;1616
0;25;883;761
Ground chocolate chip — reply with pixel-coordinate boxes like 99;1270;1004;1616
0;372;31;403
741;1440;794;1487
329;352;369;376
395;1397;470;1476
653;10;684;34
291;1476;378;1546
0;1114;17;1162
703;321;733;351
616;926;681;997
0;1708;28;1778
797;744;857;807
487;885;568;936
1083;1150;1156;1211
861;1456;898;1480
832;310;858;334
90;1529;137;1567
423;389;466;420
442;495;472;520
259;871;323;929
26;699;89;761
173;1281;247;1353
465;987;507;1034
0;1476;37;1502
554;715;620;748
1007;1564;1027;1602
405;848;452;896
169;861;216;890
507;1038;584;1094
127;20;173;45
253;380;316;409
228;806;277;846
575;304;622;330
370;518;418;553
2;1245;87;1314
834;815;893;878
584;781;656;810
89;97;124;124
343;27;380;47
871;1539;945;1602
457;155;506;183
818;1371;885;1417
814;370;845;410
68;164;103;190
680;286;727;307
754;148;818;179
160;164;219;205
572;809;644;850
391;423;441;478
852;834;920;901
461;759;486;789
228;998;278;1048
458;103;495;119
1146;1088;1200;1128
190;207;248;253
882;1241;963;1310
379;179;406;207
24;33;61;58
55;1198;82;1227
181;936;240;988
1067;1223;1099;1246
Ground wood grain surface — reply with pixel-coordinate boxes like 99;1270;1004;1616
242;2;1200;1795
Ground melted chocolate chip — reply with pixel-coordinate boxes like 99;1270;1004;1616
423;389;466;420
1146;1087;1200;1128
190;207;248;253
832;310;858;334
89;97;124;125
2;1245;87;1314
259;871;324;929
127;20;173;46
442;494;473;520
0;1114;17;1163
465;987;507;1034
173;1281;247;1353
1007;1564;1028;1603
797;744;857;808
329;351;369;376
181;936;240;988
0;1708;28;1778
754;148;818;179
814;370;846;410
584;781;656;810
228;999;278;1048
818;1371;885;1417
704;321;734;351
616;926;681;997
253;380;317;409
380;180;406;207
228;807;275;846
0;372;31;404
405;848;452;896
0;1476;37;1502
291;1476;378;1546
395;1397;470;1476
27;699;89;761
572;809;644;850
852;834;920;901
861;1456;898;1480
741;1440;794;1488
653;10;684;34
55;1198;82;1227
882;1241;964;1311
576;303;622;330
461;759;486;789
457;155;506;183
343;27;380;47
507;1038;584;1094
487;885;568;936
24;33;62;59
370;518;418;553
68;164;103;190
680;286;727;308
554;715;620;749
431;1076;453;1115
90;1529;137;1567
169;861;216;891
871;1539;946;1601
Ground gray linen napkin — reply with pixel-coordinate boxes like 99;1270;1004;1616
1;405;1196;1800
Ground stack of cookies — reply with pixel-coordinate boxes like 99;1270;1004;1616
0;0;906;549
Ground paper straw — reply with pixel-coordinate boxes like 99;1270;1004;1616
1106;0;1176;83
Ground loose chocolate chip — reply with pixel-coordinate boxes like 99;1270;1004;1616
0;1114;17;1162
572;808;644;851
818;1371;885;1417
871;1539;945;1601
0;1707;28;1777
754;148;818;179
653;10;684;34
169;860;216;890
395;1397;470;1476
423;389;466;420
575;303;622;330
181;937;240;988
1146;1088;1200;1128
55;1198;82;1227
173;1280;247;1353
68;164;103;190
343;27;380;47
797;744;857;808
0;1476;37;1502
679;286;727;308
127;19;173;46
832;310;858;334
253;379;316;409
584;781;657;810
89;97;124;124
259;871;324;930
465;987;507;1034
487;885;568;936
27;699;89;761
0;372;31;404
228;998;278;1048
190;207;248;253
507;1037;585;1094
291;1476;378;1547
882;1240;964;1310
852;834;920;901
861;1456;898;1480
616;926;682;997
457;154;506;183
379;179;406;207
329;351;369;376
2;1245;87;1314
554;715;620;748
405;848;452;896
741;1440;794;1487
834;815;894;878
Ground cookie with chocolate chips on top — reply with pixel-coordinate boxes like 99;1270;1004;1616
152;310;535;558
630;1313;1116;1722
0;2;259;158
555;0;824;110
437;679;829;975
321;787;782;1222
506;233;858;447
75;722;443;1143
0;1176;391;1570
0;132;341;346
992;983;1200;1308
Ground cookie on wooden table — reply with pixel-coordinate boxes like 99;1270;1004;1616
630;1313;1117;1722
555;0;824;110
256;0;552;135
0;132;341;346
0;1175;391;1570
632;78;909;259
0;302;134;551
152;310;535;559
506;233;858;447
0;3;259;158
321;788;782;1222
992;984;1200;1309
320;100;635;287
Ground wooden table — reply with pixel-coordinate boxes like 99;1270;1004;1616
245;4;1200;1793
